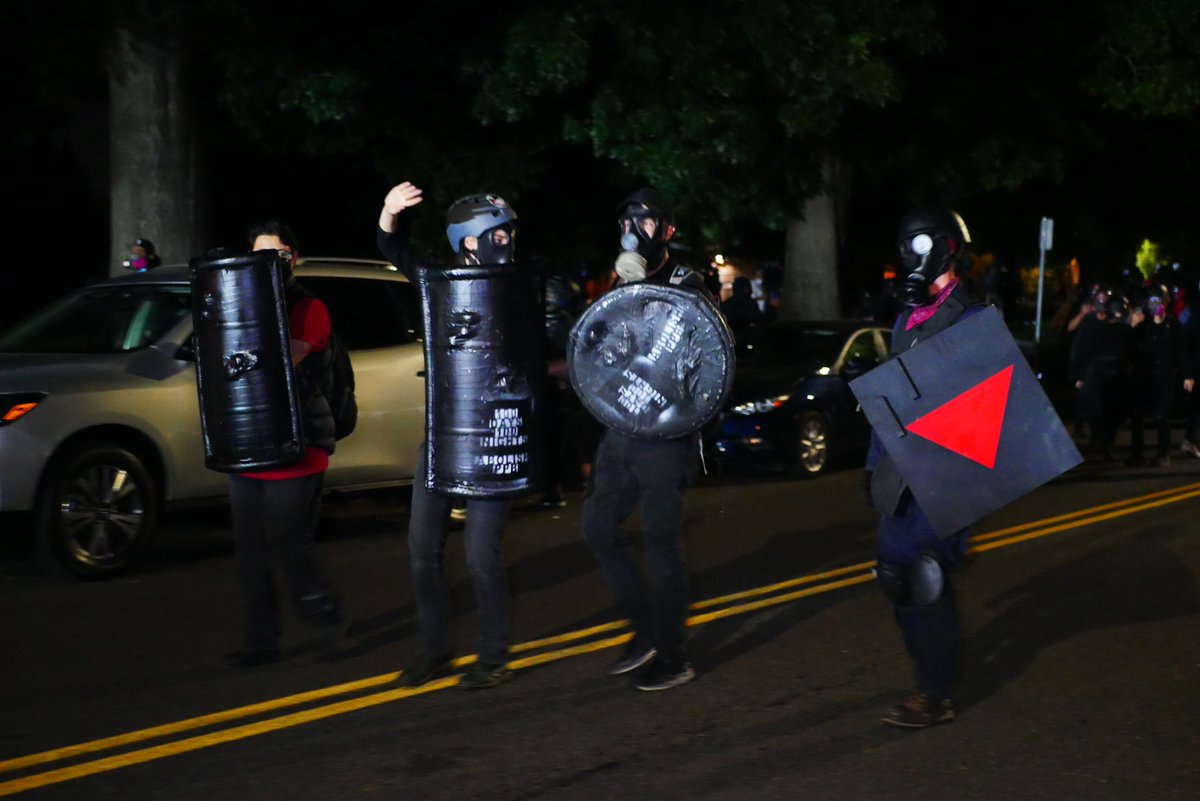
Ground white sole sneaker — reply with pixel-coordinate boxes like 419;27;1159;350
635;664;695;691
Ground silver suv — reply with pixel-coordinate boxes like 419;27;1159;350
0;259;426;578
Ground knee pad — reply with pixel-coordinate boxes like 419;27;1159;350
874;555;945;606
909;554;945;606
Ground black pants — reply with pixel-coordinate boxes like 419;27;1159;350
582;431;695;667
1185;385;1200;445
408;446;511;664
229;472;342;651
1080;373;1129;452
1130;372;1175;459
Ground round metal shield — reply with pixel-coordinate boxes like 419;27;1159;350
567;283;735;439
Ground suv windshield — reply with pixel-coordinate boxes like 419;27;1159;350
0;285;192;354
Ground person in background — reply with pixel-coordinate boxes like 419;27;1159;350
721;276;765;333
123;238;161;272
224;221;347;668
1127;285;1183;467
1071;289;1133;462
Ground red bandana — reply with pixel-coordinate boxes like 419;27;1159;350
905;279;959;331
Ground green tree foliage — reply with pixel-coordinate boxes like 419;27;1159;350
472;0;939;245
1089;0;1200;116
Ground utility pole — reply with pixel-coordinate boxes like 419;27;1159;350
1035;217;1053;343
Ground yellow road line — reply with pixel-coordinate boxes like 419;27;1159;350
3;480;1198;795
969;487;1200;554
969;481;1200;545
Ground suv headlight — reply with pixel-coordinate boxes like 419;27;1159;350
0;393;47;426
730;394;790;416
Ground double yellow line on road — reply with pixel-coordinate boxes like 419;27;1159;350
3;480;1199;796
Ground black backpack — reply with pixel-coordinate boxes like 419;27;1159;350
287;280;358;441
327;328;358;440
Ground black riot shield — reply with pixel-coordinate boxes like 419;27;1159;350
190;249;304;473
417;264;545;499
567;283;735;439
849;306;1082;537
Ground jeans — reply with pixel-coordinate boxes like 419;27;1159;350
877;492;966;699
229;472;342;652
582;431;696;667
408;445;511;664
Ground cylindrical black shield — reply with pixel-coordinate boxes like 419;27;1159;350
568;283;735;439
190;249;304;472
417;264;545;498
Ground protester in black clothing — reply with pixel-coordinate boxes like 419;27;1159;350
721;276;764;333
376;180;518;690
1181;296;1200;458
582;187;713;692
1071;292;1133;461
541;272;584;506
1127;287;1183;466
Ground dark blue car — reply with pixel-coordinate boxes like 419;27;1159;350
713;320;891;476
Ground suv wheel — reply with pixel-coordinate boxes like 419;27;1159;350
789;411;831;477
36;442;160;579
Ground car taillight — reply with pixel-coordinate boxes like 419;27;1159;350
0;393;47;426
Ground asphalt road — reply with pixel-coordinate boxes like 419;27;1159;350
2;450;1198;800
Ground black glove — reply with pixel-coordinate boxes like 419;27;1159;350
859;469;874;509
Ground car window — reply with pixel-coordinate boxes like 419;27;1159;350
297;277;421;349
735;324;845;367
843;331;880;366
0;285;191;354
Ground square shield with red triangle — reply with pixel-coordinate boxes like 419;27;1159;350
849;306;1082;537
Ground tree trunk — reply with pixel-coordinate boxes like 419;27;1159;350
108;29;205;275
780;158;843;320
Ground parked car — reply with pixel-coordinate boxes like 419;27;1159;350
712;320;891;476
0;259;426;578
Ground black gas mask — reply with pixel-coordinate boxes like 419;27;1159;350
895;206;971;306
462;224;515;265
613;188;675;282
618;205;669;272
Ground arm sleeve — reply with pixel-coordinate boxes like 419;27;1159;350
376;226;421;282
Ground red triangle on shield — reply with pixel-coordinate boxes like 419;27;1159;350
904;364;1014;469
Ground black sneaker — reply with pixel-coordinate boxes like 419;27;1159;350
607;641;657;677
1150;455;1171;468
399;651;455;687
459;661;513;690
633;658;695;691
882;693;955;728
223;647;281;669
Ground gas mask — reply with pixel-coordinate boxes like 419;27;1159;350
895;207;971;306
616;205;668;280
460;225;516;265
445;193;518;265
